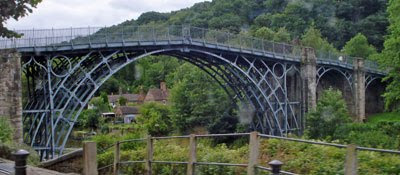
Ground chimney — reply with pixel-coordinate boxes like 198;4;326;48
160;81;167;92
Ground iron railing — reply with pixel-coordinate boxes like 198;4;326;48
0;25;383;73
96;132;400;175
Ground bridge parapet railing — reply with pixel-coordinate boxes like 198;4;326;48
316;49;386;74
316;50;355;68
0;25;302;59
96;132;400;175
0;25;383;73
188;26;302;59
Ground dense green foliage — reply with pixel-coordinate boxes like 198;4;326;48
342;33;377;59
94;132;400;175
300;26;338;55
0;142;40;165
367;112;400;123
0;117;39;165
377;0;400;111
92;0;388;53
0;0;42;37
0;117;13;143
77;97;110;130
252;27;291;42
306;88;351;140
137;102;173;136
97;57;238;135
168;63;236;134
99;56;181;94
333;121;400;149
131;0;387;50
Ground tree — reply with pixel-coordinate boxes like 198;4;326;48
301;26;338;56
306;88;351;140
342;33;377;59
168;63;236;133
137;102;173;136
99;77;121;94
274;27;291;43
90;97;110;112
118;96;127;106
100;92;109;105
208;13;242;33
253;27;275;41
133;56;180;91
377;0;400;111
136;11;169;25
79;109;103;131
0;0;42;38
253;26;291;43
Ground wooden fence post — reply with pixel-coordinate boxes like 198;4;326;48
83;142;98;175
247;131;260;175
344;144;358;175
187;134;197;175
113;141;120;175
145;135;153;175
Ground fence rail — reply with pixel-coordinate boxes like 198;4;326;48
95;132;400;175
0;25;383;73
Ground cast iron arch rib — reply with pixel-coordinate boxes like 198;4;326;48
23;46;303;158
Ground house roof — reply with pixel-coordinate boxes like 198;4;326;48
108;94;144;103
144;88;168;102
115;106;140;115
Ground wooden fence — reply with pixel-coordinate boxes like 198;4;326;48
92;132;400;175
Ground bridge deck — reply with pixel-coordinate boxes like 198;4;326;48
0;25;385;76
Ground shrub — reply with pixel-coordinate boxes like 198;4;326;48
259;139;400;175
0;142;40;166
334;122;400;149
91;134;118;153
0;117;13;143
306;88;351;140
137;102;173;136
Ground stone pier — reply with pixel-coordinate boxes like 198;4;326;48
0;50;23;143
353;58;366;122
300;48;317;113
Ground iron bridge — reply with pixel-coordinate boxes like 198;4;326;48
0;25;385;159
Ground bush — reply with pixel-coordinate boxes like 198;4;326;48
260;139;400;175
0;142;40;166
137;102;173;136
94;131;400;175
333;122;400;149
0;117;13;143
306;88;351;140
91;134;118;153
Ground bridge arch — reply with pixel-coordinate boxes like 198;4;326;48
316;66;354;113
365;77;385;115
22;46;302;157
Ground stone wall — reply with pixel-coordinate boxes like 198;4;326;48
40;149;83;174
0;49;22;143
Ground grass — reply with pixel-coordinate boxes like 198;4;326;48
367;112;400;123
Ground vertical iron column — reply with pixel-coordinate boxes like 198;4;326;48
46;56;55;158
